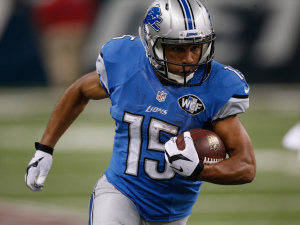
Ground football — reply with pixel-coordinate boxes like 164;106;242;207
176;128;226;164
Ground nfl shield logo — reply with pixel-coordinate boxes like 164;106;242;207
156;91;167;102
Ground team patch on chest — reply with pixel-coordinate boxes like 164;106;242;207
177;94;205;116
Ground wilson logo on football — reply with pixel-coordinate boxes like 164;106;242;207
177;94;205;116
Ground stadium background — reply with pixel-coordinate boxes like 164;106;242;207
0;0;299;224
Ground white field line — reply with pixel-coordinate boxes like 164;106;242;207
255;149;300;175
188;221;300;225
1;125;300;174
1;85;299;115
193;193;300;213
0;87;111;116
0;124;115;151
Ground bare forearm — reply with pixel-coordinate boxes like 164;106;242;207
40;82;89;148
198;155;255;185
39;71;108;148
198;115;256;185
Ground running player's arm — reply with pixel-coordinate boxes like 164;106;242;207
198;115;256;185
40;71;108;148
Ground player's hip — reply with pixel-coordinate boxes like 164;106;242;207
89;174;190;224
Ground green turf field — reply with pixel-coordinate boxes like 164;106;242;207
0;84;299;224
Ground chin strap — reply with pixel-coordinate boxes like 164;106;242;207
167;71;194;84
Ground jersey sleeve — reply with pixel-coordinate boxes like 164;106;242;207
211;65;250;124
212;85;249;123
95;36;145;96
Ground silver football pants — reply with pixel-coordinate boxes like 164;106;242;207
89;174;189;225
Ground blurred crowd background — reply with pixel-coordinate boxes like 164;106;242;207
0;0;299;87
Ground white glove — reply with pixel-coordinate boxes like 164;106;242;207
25;143;53;191
164;132;204;181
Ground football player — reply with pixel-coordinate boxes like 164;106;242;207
25;0;256;224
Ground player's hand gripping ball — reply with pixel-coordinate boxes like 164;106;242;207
164;129;226;181
176;128;226;164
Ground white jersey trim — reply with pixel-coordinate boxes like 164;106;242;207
96;54;109;95
212;96;249;124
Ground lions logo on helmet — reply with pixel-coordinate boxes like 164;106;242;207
143;5;162;32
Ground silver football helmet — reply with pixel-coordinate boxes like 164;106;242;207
139;0;215;86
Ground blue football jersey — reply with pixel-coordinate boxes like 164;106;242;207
96;36;249;222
